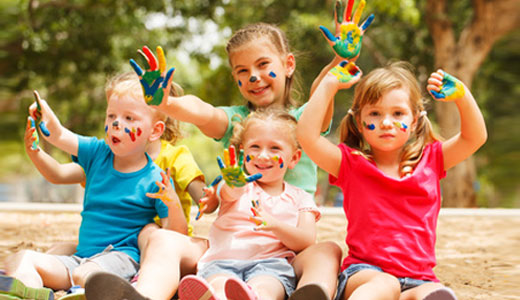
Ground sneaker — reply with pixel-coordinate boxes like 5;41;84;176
289;283;329;300
84;272;149;300
0;275;54;300
423;287;457;300
178;275;218;300
224;277;257;300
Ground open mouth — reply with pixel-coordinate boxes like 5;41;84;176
111;136;121;144
255;164;273;171
249;85;269;95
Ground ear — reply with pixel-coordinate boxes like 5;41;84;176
287;148;302;169
285;53;296;78
149;120;165;142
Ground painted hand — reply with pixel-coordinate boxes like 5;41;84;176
329;60;362;89
319;0;374;59
25;117;39;151
130;46;175;106
196;175;223;220
32;91;50;137
217;145;262;188
428;70;466;102
249;199;277;231
146;169;180;208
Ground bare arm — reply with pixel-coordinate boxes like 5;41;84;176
186;177;206;206
25;118;85;184
260;211;317;252
160;95;230;140
30;97;79;156
298;66;361;177
427;70;487;170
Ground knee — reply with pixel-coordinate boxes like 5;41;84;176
5;250;37;272
146;229;185;253
71;263;101;287
374;273;400;297
306;241;343;262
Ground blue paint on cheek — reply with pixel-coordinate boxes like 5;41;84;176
238;80;242;87
269;71;276;78
368;124;375;130
105;125;108;132
124;128;130;133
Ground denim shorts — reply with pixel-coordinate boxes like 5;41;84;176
54;245;139;285
334;263;433;300
198;258;296;296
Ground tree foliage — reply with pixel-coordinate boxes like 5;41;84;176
0;0;518;206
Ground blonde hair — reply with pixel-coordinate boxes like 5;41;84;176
226;23;300;109
339;61;442;177
105;72;183;145
230;107;299;150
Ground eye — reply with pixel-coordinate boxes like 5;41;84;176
259;61;269;68
126;115;134;121
107;114;115;119
368;111;380;117
394;111;404;117
237;68;247;74
249;144;260;149
271;145;281;151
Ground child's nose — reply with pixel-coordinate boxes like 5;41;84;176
381;118;393;128
258;150;269;160
249;75;258;83
112;120;120;129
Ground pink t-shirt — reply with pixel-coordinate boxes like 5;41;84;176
329;142;445;281
198;181;320;269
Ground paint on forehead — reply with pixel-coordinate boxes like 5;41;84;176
363;121;375;130
269;71;277;78
393;122;408;132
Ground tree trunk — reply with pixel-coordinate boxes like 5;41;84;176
425;0;520;207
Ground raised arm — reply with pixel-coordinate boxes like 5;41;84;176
298;61;361;177
29;91;79;156
427;70;487;170
130;45;229;139
25;117;85;184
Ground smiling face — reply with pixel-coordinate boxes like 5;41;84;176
359;87;416;154
105;92;157;158
230;37;295;108
241;118;300;190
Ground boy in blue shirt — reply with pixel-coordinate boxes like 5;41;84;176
1;72;186;300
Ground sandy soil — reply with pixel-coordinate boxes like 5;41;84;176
0;210;519;299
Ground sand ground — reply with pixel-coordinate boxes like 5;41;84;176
0;207;519;299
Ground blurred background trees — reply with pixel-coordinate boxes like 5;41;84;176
1;0;518;207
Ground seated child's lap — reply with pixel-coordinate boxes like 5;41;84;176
54;248;138;281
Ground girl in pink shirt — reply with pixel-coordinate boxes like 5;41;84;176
297;61;486;300
179;108;321;300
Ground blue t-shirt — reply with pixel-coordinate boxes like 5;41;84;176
74;135;169;263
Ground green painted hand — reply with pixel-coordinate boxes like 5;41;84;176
217;145;262;188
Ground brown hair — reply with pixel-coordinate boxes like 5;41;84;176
105;72;183;145
339;61;442;177
226;23;300;109
229;107;299;150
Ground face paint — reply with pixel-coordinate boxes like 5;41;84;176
363;121;375;130
393;121;408;132
269;71;276;78
105;125;108;133
112;120;119;128
238;80;242;87
246;154;254;162
249;76;257;83
271;156;284;168
124;127;142;142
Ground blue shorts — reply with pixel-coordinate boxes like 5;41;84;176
198;258;296;296
54;246;139;285
334;263;433;300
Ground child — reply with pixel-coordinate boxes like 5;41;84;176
1;72;186;300
23;80;206;239
178;108;321;300
125;23;344;300
297;61;487;300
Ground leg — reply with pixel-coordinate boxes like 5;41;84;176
45;242;77;256
290;241;342;300
70;261;103;287
135;230;208;299
136;223;160;257
344;269;400;300
400;283;456;300
247;275;285;300
5;250;70;291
